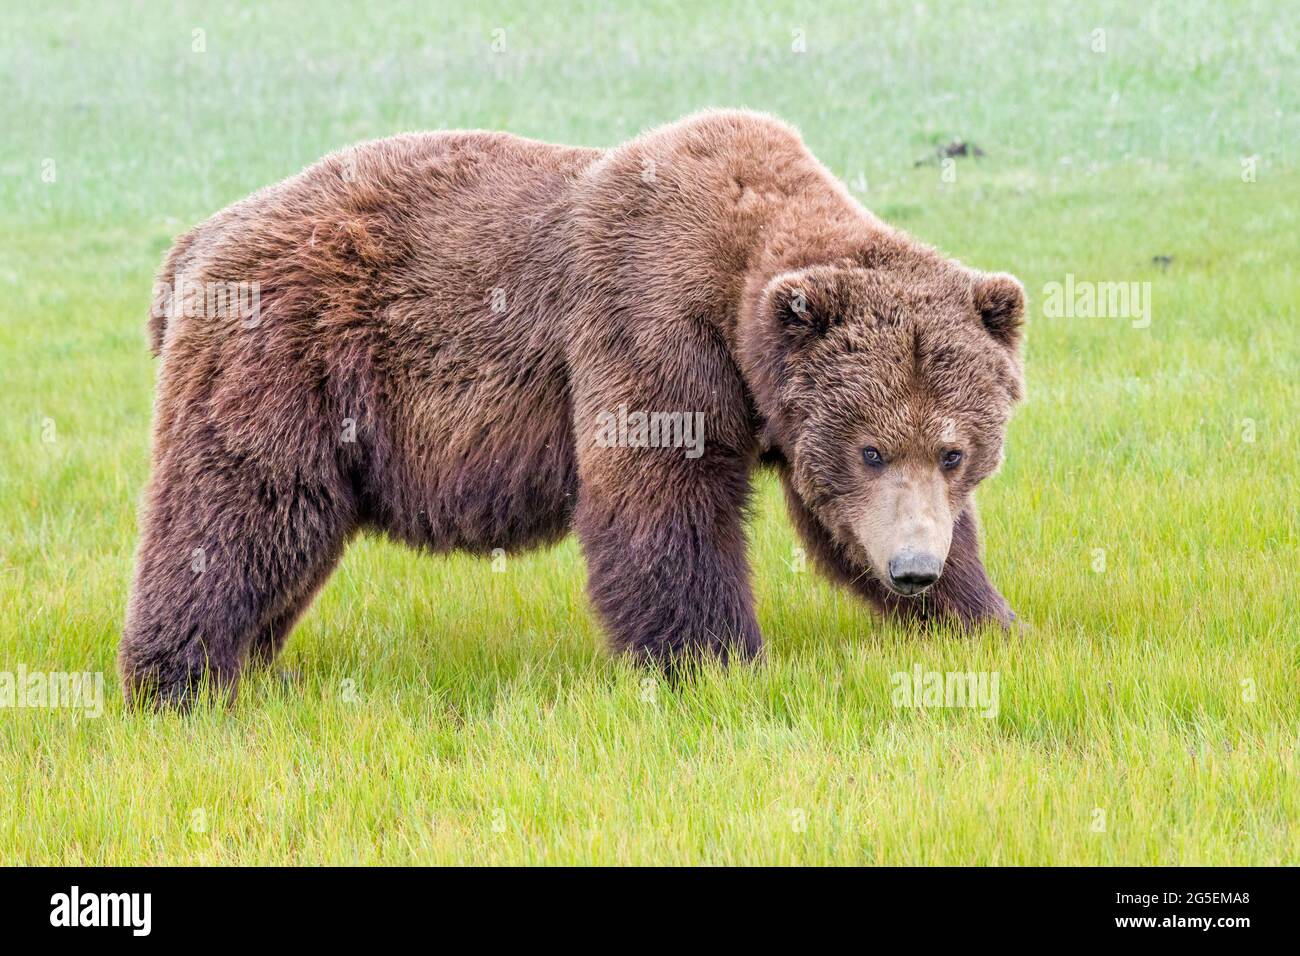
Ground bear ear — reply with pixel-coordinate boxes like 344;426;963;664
973;272;1026;349
765;268;851;347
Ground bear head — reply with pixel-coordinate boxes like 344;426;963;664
738;259;1026;597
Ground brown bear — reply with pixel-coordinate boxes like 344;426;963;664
121;109;1025;707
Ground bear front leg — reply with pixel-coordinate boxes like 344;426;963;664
781;471;1014;630
568;307;765;666
574;453;761;667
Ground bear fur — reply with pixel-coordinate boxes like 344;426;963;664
122;109;1025;707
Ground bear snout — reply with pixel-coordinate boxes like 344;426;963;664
887;550;944;595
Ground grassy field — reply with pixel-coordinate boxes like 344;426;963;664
1;1;1297;864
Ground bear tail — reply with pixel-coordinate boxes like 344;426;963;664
147;228;199;356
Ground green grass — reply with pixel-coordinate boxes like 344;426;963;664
1;0;1297;864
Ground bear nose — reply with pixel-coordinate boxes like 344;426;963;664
887;551;943;594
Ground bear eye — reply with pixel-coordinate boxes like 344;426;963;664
862;446;885;468
941;449;964;470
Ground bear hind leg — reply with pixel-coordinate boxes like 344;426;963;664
246;543;349;671
120;456;355;709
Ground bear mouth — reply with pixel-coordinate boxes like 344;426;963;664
886;578;937;597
